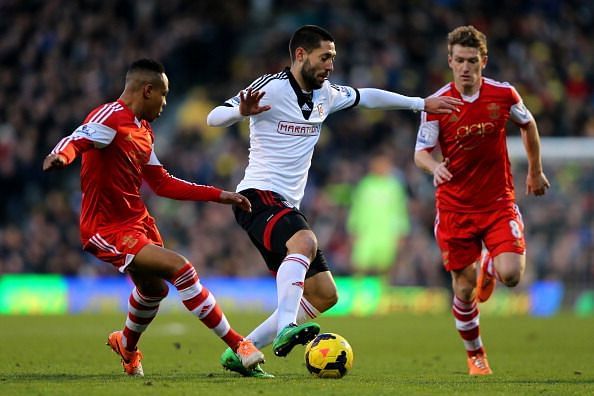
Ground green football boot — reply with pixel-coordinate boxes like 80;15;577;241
220;347;274;378
272;322;320;357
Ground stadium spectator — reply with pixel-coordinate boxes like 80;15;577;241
413;25;549;375
0;1;592;301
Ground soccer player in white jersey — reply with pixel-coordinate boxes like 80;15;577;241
207;25;462;378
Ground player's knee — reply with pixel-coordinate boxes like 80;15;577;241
158;256;193;282
136;278;170;298
157;282;170;297
286;230;318;260
500;272;521;287
169;254;191;273
456;284;476;301
496;261;524;288
148;282;169;299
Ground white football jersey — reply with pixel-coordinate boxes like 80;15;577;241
225;68;360;208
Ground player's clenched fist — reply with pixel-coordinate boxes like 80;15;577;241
42;153;66;171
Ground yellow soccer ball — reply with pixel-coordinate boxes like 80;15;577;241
304;333;354;378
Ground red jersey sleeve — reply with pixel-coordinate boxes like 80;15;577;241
50;135;95;165
50;105;120;165
508;86;532;128
142;164;223;202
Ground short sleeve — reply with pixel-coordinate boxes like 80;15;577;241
508;87;533;126
72;122;117;148
415;112;439;151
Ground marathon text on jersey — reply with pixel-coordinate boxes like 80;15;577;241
277;121;321;136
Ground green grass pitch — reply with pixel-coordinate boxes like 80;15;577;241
1;312;592;395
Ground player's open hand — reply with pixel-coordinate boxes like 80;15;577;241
219;191;252;212
239;88;271;116
42;153;66;171
432;159;452;186
424;96;463;114
526;171;550;196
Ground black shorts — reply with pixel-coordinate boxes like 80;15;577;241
233;189;329;278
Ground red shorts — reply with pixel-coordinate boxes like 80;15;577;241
434;204;525;271
82;216;163;272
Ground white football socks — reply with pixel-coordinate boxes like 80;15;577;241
275;253;310;333
247;297;320;348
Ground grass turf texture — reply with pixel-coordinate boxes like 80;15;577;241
1;312;592;395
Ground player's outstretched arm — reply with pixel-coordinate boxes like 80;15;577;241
358;88;461;114
143;164;250;211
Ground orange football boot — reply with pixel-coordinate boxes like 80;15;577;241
107;331;144;376
467;353;493;375
235;339;265;369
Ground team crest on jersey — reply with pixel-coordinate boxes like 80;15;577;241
121;235;138;249
317;104;324;118
448;114;459;123
487;103;501;119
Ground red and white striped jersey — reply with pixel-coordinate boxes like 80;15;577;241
51;99;221;240
415;78;533;212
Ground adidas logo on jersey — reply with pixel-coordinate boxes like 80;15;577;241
301;103;311;111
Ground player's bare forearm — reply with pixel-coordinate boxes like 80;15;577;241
521;122;543;174
218;191;252;212
42;153;67;171
414;150;452;187
521;121;550;196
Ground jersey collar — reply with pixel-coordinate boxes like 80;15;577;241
451;78;483;103
285;67;314;120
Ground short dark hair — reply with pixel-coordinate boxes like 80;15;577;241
447;26;488;57
289;25;334;61
125;58;165;87
128;58;165;75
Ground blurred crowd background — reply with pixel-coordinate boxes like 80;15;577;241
1;0;593;300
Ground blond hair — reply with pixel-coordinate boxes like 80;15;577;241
447;26;488;57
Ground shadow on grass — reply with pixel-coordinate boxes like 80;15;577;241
0;372;307;383
407;378;594;385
